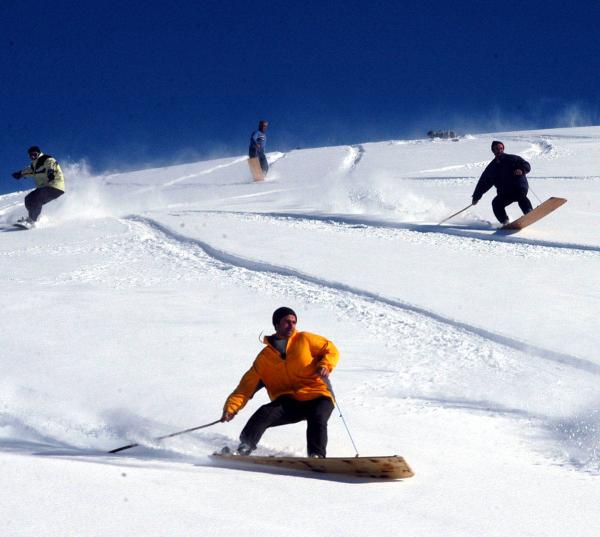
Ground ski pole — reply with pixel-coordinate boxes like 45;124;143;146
529;186;543;204
438;203;473;225
324;377;360;457
108;419;221;454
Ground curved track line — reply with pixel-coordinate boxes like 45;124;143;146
161;156;249;188
267;152;286;167
183;210;600;255
131;215;600;376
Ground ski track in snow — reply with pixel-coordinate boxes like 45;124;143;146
513;136;570;161
172;209;600;257
14;212;592;376
267;151;286;166
1;211;599;471
399;175;600;184
133;216;598;373
125;215;600;471
19;213;595;380
101;152;286;193
419;160;489;174
160;157;249;188
414;135;563;176
3;129;600;475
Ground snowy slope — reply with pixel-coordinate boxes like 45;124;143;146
1;127;599;536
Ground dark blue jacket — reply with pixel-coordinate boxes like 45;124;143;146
473;153;531;201
249;129;267;157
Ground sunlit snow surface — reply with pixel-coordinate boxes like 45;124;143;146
1;127;600;536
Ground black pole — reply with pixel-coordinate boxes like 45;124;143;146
438;203;474;225
108;419;221;454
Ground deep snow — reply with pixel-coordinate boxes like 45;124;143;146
1;127;599;536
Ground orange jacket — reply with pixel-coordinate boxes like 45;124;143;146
224;330;339;415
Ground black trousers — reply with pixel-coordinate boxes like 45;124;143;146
492;189;533;223
24;186;64;221
240;396;334;457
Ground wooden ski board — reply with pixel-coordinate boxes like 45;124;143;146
211;453;414;479
248;157;265;182
502;197;567;230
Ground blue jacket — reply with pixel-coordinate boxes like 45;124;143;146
249;129;267;157
473;153;531;201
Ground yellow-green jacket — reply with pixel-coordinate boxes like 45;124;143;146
224;330;340;415
20;153;65;192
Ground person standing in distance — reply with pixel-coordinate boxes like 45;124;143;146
249;120;269;176
12;146;65;228
221;307;339;458
472;140;533;226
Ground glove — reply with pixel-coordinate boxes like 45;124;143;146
221;411;236;422
12;171;22;179
471;197;479;206
47;170;55;182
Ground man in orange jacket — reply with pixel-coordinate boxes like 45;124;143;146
221;307;339;458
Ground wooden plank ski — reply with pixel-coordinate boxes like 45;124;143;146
502;197;567;231
247;157;265;182
211;453;414;479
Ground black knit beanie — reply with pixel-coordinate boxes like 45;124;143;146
272;307;297;326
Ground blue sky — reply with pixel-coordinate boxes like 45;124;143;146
1;0;599;194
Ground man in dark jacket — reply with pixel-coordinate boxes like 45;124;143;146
248;120;269;175
472;141;533;225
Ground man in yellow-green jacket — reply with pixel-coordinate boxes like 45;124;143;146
221;307;339;458
12;146;65;228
